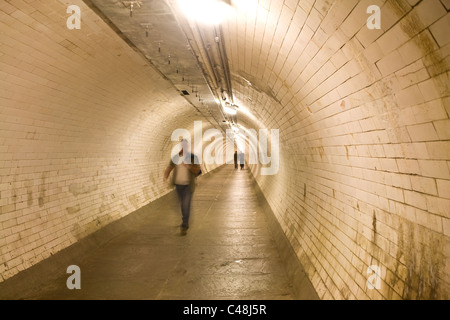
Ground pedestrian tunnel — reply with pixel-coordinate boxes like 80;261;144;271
0;0;449;300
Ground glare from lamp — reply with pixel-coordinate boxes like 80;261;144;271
233;0;258;14
224;106;237;115
178;0;233;25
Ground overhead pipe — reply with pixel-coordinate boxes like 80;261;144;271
213;25;234;105
165;0;234;131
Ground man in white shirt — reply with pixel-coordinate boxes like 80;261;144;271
164;140;201;235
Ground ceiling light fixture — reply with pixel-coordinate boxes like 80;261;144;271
223;105;237;115
223;106;237;115
177;0;234;25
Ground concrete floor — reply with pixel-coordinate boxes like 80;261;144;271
2;165;318;300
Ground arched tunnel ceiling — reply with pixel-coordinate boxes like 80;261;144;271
86;0;450;135
0;0;449;299
86;0;234;133
86;0;288;134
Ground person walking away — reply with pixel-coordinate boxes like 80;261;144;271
239;152;245;170
164;140;201;235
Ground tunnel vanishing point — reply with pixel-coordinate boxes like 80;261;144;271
0;0;449;300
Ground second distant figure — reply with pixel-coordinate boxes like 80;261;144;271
164;139;202;235
239;152;245;170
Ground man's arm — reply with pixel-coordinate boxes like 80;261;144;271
164;164;174;180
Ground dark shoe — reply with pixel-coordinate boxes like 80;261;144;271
180;223;189;236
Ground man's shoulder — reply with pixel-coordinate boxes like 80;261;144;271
170;153;181;164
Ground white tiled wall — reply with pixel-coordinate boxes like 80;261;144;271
228;0;449;299
0;0;219;282
1;0;449;300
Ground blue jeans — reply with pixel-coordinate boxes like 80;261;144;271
175;185;193;228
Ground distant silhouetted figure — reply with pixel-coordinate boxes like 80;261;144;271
164;140;201;235
239;152;245;170
234;151;238;169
